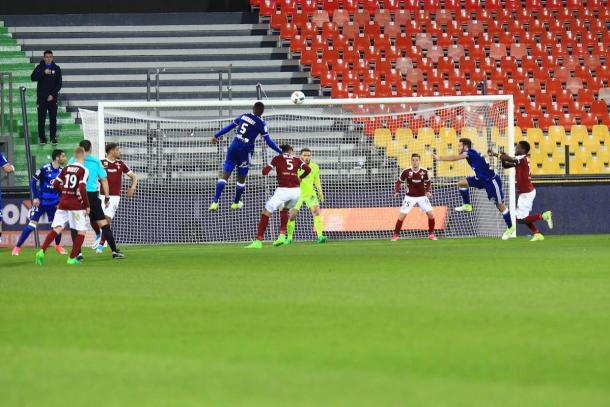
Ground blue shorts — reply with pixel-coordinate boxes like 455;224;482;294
467;174;504;204
29;204;57;222
223;147;252;178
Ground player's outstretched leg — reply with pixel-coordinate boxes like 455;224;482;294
455;179;473;212
285;219;295;245
14;221;37;256
35;229;60;265
246;212;270;249
392;216;404;241
232;182;246;210
427;213;437;241
67;232;85;265
209;178;227;211
273;209;289;246
542;210;553;229
499;206;515;240
314;215;327;243
54;231;66;254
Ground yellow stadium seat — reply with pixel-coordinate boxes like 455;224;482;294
513;126;523;141
548;125;566;147
592;124;609;139
374;128;392;148
397;152;411;168
526;127;543;145
587;157;603;173
419;154;434;170
583;134;602;153
539;136;556;156
386;141;402;158
567;125;587;150
417;127;436;153
395;128;414;146
438;127;457;155
568;149;588;174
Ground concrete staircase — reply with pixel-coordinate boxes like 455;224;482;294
5;13;319;112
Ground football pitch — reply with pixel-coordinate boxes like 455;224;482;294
2;235;610;406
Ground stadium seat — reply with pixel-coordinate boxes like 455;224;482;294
396;128;414;147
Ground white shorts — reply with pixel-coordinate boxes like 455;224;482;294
400;195;433;214
51;209;89;231
265;187;301;213
100;195;120;219
516;189;536;219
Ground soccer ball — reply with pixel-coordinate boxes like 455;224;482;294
291;91;306;104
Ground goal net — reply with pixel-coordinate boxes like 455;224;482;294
81;96;515;244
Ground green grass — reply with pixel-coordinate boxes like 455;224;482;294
2;235;610;406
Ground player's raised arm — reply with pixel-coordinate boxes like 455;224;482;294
1;154;14;173
211;117;240;144
433;151;467;162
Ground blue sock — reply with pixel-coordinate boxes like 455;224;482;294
16;224;36;248
213;179;227;203
54;231;62;245
234;183;245;203
502;209;513;228
459;188;471;204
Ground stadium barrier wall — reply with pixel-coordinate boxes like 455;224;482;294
3;182;608;247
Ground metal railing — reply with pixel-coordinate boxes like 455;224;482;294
0;72;15;186
145;66;233;102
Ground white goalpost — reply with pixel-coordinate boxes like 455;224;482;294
80;96;515;244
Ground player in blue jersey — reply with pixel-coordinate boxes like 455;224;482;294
0;152;15;246
209;101;282;211
433;137;515;240
12;149;68;256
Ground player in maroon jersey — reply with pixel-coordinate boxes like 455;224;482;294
393;153;437;241
245;144;311;249
35;147;90;265
93;143;138;253
490;141;553;241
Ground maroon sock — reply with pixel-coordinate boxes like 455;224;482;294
257;214;270;241
99;235;106;246
394;219;404;235
279;210;289;234
70;234;85;259
523;213;542;223
428;218;435;234
41;230;58;251
525;221;540;234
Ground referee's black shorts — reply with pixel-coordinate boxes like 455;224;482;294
88;192;106;221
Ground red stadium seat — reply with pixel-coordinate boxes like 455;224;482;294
322;0;340;12
300;0;319;13
311;10;330;27
362;0;380;13
383;22;401;39
332;9;350;26
374;9;391;26
353;10;371;27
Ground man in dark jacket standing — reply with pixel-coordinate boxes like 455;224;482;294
31;50;62;145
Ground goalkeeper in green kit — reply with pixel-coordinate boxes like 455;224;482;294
276;148;327;245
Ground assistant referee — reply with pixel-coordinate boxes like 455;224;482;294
72;140;124;259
